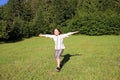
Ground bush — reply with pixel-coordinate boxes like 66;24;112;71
66;11;120;35
0;20;9;40
105;15;120;35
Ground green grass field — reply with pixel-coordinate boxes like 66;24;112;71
0;35;120;80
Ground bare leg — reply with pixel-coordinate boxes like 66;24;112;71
56;59;60;68
55;49;64;71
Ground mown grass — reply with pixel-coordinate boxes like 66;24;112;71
0;35;120;80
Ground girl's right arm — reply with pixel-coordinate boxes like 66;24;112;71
39;34;54;38
39;34;45;37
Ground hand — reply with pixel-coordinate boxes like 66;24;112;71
72;31;79;34
74;31;79;33
39;34;43;37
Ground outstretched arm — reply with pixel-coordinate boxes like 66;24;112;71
39;34;45;37
39;33;54;38
62;31;79;38
70;31;79;35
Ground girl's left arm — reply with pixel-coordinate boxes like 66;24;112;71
62;31;79;38
70;31;79;35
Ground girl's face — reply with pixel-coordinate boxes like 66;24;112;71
54;29;60;36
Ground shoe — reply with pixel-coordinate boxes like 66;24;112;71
56;67;61;72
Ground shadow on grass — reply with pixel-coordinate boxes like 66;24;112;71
60;54;81;69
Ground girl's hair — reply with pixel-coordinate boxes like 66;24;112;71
53;28;62;34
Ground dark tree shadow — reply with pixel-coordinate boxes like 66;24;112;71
60;54;81;69
0;38;24;44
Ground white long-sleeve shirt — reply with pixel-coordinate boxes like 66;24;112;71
45;32;72;50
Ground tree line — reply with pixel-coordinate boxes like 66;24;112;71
0;0;120;41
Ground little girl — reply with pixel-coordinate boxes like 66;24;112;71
39;28;79;72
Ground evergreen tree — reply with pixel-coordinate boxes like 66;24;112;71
0;0;120;41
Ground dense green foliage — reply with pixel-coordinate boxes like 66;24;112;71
0;0;120;40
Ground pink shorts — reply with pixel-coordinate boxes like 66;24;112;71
54;49;64;59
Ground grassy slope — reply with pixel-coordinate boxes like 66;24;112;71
0;35;120;80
